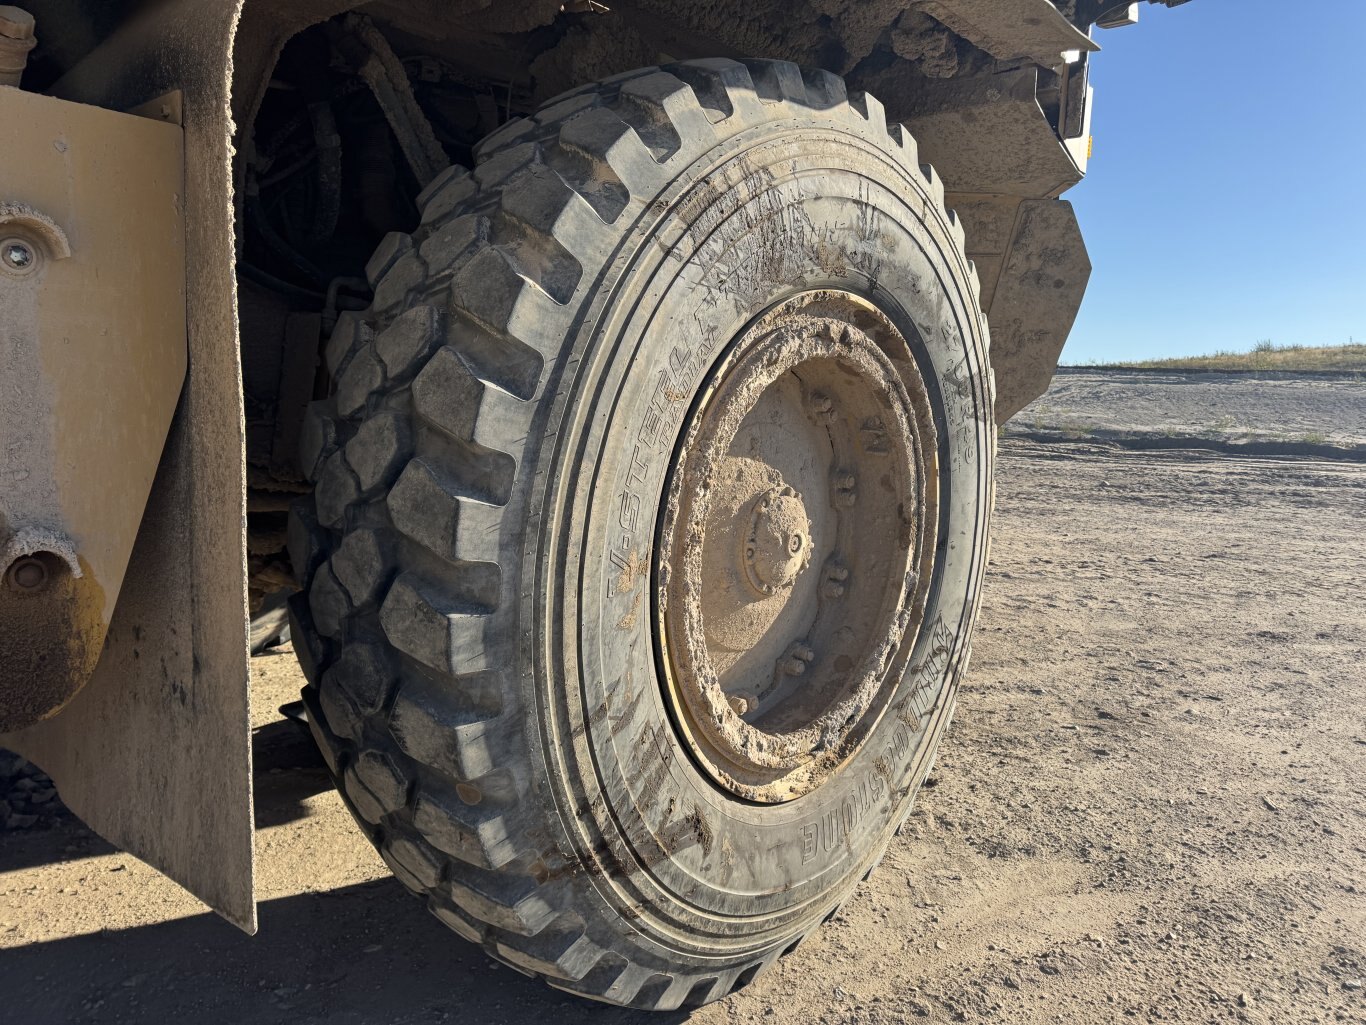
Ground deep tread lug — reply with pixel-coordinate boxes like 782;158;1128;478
384;834;445;890
556;107;660;200
411;346;485;440
300;687;343;774
412;783;518;870
287;592;325;687
472;119;535;163
334;347;386;420
449;247;572;355
800;66;847;108
532;91;600;127
374;304;442;377
429;897;485;943
308;559;353;639
298;400;339;483
741;58;806;103
419;167;477;226
493;919;598;981
418;213;490;276
389;673;503;781
324;311;372;380
919;161;946;206
313;450;361;529
473;140;540;189
287;498;327;584
344;411;412;495
370;249;426;314
445;868;556;937
499;163;606;266
386;458;463;562
366;232;413;288
416;164;469;209
379;572;498;674
666;58;756;121
351;749;411;817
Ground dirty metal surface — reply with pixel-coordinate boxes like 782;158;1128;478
916;0;1097;67
947;194;1092;424
945;193;1024;315
0;86;186;729
899;66;1084;198
6;0;255;933
980;199;1092;424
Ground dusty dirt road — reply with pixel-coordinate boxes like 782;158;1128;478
3;375;1365;1025
1020;368;1366;451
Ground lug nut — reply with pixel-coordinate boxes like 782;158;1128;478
822;561;850;600
2;239;35;272
781;644;815;677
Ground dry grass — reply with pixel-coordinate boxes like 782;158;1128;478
1077;341;1366;373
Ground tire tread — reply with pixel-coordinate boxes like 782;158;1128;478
294;57;982;1009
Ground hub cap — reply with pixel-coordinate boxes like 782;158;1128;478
655;292;938;803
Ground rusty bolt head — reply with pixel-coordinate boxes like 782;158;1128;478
5;556;49;594
2;239;35;272
0;6;35;41
782;644;815;677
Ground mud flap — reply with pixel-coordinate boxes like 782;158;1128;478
947;195;1092;423
2;0;255;933
984;199;1091;423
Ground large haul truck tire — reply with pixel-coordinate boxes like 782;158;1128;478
289;58;994;1010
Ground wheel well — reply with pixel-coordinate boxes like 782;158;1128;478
224;1;1082;599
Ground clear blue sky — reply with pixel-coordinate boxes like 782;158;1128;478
1063;0;1366;363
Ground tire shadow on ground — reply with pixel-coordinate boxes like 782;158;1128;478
0;875;687;1025
0;715;334;873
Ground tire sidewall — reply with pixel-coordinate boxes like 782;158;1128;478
526;115;993;957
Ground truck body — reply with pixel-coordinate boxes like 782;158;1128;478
0;0;1186;998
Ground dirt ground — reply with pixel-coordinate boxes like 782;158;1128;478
3;372;1365;1025
1018;368;1366;455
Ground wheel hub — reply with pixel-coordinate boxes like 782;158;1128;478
742;486;812;596
655;292;938;803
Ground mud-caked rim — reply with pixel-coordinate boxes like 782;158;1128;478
656;291;939;803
